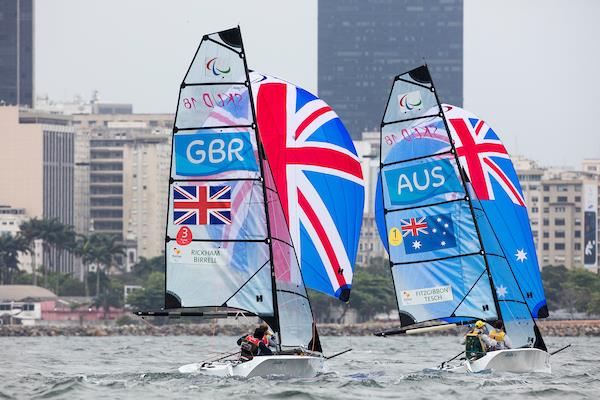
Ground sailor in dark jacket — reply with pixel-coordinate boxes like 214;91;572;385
237;328;273;361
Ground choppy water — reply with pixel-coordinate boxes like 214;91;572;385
1;335;597;399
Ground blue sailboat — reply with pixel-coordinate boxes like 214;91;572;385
374;65;553;373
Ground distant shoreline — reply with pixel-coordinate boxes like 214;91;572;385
2;320;600;337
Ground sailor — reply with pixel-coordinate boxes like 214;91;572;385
462;320;495;356
488;320;512;351
237;328;273;361
259;322;278;349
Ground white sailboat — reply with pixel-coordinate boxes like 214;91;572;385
373;65;555;374
136;26;363;378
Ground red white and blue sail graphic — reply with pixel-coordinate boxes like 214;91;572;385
374;65;547;349
251;73;365;301
444;105;548;319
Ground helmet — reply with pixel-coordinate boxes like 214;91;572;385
475;320;486;329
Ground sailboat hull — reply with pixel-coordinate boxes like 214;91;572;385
179;354;326;378
446;348;551;373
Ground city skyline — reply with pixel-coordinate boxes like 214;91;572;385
318;0;463;138
35;1;600;167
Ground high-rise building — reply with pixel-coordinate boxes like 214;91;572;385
354;132;386;266
318;0;463;138
0;107;75;275
72;113;172;269
0;0;34;107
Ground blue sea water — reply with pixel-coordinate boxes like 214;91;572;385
1;335;597;399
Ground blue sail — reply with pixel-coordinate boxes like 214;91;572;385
375;66;498;326
375;65;547;351
471;191;546;350
443;105;548;319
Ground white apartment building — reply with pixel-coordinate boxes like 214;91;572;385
516;157;600;271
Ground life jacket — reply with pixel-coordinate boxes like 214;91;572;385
261;336;269;346
465;332;486;360
240;335;260;360
488;329;506;350
489;329;505;343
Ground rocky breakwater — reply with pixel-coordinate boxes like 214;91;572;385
2;320;600;337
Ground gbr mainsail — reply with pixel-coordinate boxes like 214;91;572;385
164;27;314;349
375;65;547;349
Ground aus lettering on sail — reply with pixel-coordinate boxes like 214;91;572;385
174;132;258;176
383;158;463;206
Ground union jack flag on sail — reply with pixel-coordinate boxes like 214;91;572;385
445;105;525;207
251;73;365;301
173;185;232;225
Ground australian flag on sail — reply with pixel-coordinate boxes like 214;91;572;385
251;73;365;301
401;214;457;254
173;185;232;225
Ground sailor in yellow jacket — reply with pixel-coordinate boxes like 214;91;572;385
461;320;494;350
488;320;512;351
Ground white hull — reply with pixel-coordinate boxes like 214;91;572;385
179;354;326;378
446;348;551;373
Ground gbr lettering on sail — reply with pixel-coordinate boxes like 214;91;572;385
173;132;259;176
384;159;463;206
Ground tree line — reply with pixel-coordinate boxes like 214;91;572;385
3;222;600;322
0;217;124;298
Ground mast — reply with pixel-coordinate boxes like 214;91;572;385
238;28;282;347
427;68;504;324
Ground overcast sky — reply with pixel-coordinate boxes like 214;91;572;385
36;0;599;167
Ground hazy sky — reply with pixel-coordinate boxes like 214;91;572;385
36;0;599;167
35;0;318;108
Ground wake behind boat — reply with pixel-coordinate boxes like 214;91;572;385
373;65;553;374
135;26;363;379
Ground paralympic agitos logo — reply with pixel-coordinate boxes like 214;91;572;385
206;57;231;76
398;90;423;113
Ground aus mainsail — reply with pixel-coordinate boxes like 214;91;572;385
251;73;365;302
164;27;315;349
375;65;547;349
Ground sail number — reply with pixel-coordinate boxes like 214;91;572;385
183;92;244;110
384;124;438;146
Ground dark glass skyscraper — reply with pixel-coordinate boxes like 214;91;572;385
0;0;34;107
319;0;463;137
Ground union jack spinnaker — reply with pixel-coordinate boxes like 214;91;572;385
374;65;547;350
251;73;365;302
